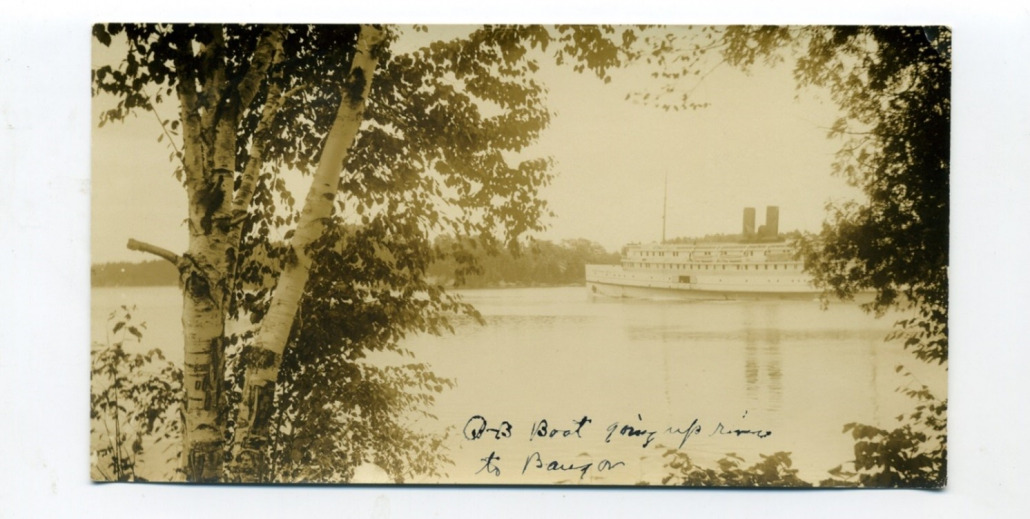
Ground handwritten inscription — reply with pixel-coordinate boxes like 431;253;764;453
522;451;625;480
463;412;772;480
605;414;659;448
463;415;513;441
530;416;592;440
711;422;772;439
666;418;704;449
476;451;503;476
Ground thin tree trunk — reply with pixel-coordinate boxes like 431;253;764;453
179;200;234;482
230;24;385;481
175;44;230;480
167;25;286;482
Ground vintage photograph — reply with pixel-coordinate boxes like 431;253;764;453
90;24;949;486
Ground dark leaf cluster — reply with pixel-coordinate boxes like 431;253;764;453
820;370;946;488
788;26;950;364
661;450;811;487
251;217;471;482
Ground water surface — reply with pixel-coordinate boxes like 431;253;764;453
91;285;946;484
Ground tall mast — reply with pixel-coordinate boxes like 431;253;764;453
661;172;668;244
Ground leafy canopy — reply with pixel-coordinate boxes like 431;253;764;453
92;23;641;482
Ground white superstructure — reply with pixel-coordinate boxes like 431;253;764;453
586;206;823;300
586;240;819;300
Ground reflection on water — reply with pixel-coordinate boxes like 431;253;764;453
743;304;783;413
404;286;943;484
629;327;888;342
91;285;945;485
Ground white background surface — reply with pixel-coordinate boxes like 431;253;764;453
2;1;1028;517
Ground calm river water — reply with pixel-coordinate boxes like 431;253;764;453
91;285;945;485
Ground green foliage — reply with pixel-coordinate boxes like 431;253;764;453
91;305;183;481
661;450;811;487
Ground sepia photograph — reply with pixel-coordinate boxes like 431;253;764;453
89;24;949;487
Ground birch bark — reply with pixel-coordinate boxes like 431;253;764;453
170;25;286;482
175;48;228;480
230;24;385;481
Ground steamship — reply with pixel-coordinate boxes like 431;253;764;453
586;206;822;300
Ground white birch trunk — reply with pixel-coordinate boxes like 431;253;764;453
176;61;231;481
230;24;385;480
172;25;285;482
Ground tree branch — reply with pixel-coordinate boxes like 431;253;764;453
172;30;205;190
231;48;298;215
126;238;181;265
229;24;388;480
211;26;286;216
142;86;184;166
199;26;228;118
235;26;288;114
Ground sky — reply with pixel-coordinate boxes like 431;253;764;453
7;1;1030;517
91;25;858;263
528;40;854;248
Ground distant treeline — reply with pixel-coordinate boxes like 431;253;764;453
92;260;178;287
428;237;620;288
92;238;620;289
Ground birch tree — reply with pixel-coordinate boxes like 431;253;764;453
93;23;634;482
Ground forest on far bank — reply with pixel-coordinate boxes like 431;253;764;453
428;237;620;288
92;237;620;288
92;260;179;287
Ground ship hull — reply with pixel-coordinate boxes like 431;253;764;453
588;208;856;302
585;264;823;301
586;279;821;301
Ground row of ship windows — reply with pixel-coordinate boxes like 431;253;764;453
629;263;800;271
633;250;788;258
593;271;804;284
677;276;803;284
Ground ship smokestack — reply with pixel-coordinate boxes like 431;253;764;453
765;206;779;238
742;207;756;239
